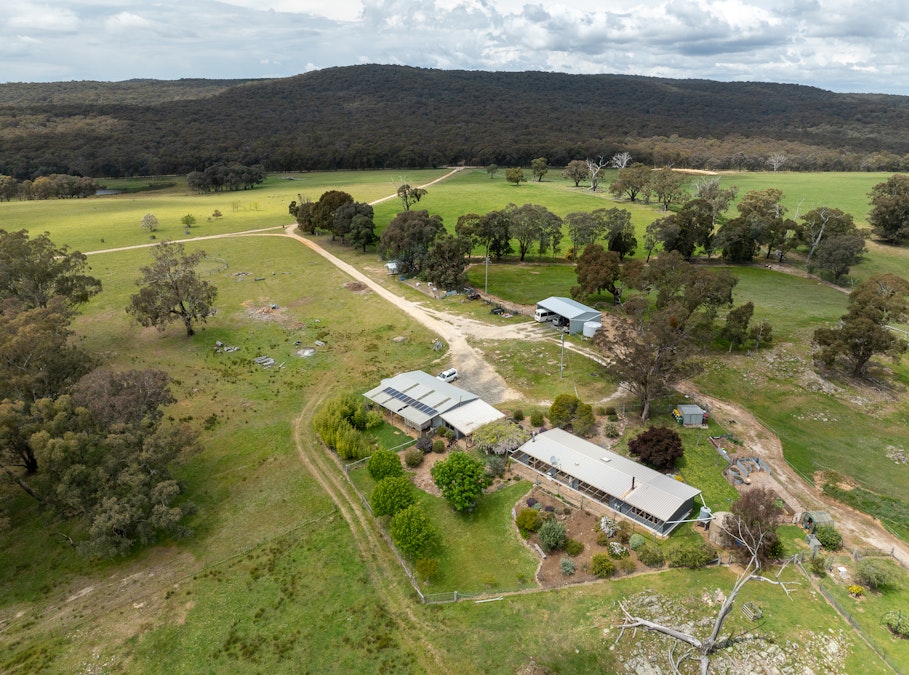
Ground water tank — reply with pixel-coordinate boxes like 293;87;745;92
582;320;602;338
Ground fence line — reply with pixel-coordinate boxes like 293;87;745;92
342;461;488;605
795;559;901;674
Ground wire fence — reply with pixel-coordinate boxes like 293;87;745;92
795;559;903;674
342;460;477;606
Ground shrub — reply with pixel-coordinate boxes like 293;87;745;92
543;505;555;513
431;451;489;511
602;421;621;438
415;558;439;581
415;436;433;453
432;439;446;454
618;558;637;575
370;476;416;517
367;449;404;481
848;584;865;597
604;405;617;417
616;521;632;544
538;518;568;553
529;410;545;427
815;525;843;551
512;409;524;422
667;541;715;569
637;544;665;568
628;426;685;471
390;505;438;560
608;542;629;559
590;553;616;578
515;508;540;534
526;497;538;508
596;531;610;546
564;539;584;557
485;455;506;478
560;558;576;576
629;533;647;550
403;447;424;468
854;558;903;591
809;555;828;576
600;517;618;538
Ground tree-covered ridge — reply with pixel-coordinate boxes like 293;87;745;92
3;65;909;178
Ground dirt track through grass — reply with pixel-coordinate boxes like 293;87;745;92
291;379;448;672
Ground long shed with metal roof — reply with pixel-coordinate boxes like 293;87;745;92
511;428;702;535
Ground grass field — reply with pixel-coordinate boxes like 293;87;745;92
2;167;909;673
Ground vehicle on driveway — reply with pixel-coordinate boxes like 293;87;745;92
437;368;459;383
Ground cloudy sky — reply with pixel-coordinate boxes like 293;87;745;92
3;0;908;94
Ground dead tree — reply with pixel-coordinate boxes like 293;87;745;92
615;522;799;675
585;157;609;192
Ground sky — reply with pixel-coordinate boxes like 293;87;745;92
2;0;908;95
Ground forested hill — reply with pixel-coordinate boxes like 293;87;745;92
3;64;909;179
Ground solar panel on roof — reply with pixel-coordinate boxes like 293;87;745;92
382;387;438;416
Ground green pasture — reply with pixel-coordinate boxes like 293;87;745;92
4;168;909;672
0;235;443;670
712;171;893;226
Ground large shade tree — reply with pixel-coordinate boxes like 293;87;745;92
379;210;445;276
127;241;218;337
813;273;909;377
0;229;101;310
868;174;909;243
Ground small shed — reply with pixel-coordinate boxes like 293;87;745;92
800;510;834;533
384;261;399;275
673;404;708;426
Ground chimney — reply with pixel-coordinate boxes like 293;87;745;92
631;476;635;490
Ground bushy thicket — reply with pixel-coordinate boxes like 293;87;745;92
637;544;666;568
667;540;715;568
403;448;424;468
312;393;381;460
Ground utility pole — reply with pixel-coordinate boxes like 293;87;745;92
560;332;565;378
484;256;489;295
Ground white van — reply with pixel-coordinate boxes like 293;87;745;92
534;308;556;322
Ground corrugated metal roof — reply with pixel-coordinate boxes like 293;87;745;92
363;371;478;428
536;296;601;321
440;399;505;436
515;428;700;521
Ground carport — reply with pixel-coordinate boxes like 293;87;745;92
535;296;601;335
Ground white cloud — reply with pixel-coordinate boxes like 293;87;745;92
0;0;907;93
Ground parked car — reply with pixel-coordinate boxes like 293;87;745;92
437;368;459;383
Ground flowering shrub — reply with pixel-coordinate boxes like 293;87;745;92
608;542;629;559
600;517;618;538
848;584;864;597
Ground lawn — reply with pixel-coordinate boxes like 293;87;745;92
349;462;540;595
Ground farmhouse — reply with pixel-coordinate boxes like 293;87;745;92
363;370;504;437
534;296;601;335
511;428;702;535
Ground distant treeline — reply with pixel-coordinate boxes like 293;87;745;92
2;65;909;179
